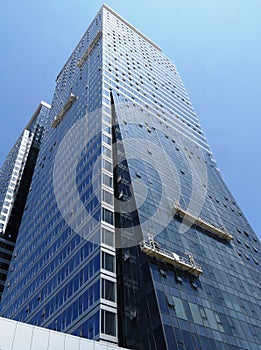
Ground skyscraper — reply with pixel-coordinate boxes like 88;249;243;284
0;101;50;300
0;4;260;350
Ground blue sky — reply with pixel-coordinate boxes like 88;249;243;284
0;0;260;238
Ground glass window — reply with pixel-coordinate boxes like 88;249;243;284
103;105;111;115
103;114;111;124
199;306;209;327
101;310;116;336
102;279;115;301
102;134;111;145
93;280;100;302
164;325;177;350
102;146;112;158
102;208;114;225
102;228;115;247
103;124;111;134
102;190;113;205
189;302;203;325
157;290;168;313
93;311;100;336
172;297;187;320
102;251;115;272
103;173;113;188
205;308;219;330
102;159;112;172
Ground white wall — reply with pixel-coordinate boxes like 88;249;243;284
0;317;126;350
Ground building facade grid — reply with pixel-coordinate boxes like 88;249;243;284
0;5;260;350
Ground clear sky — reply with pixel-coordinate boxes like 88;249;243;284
0;0;260;238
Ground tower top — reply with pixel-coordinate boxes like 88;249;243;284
56;4;161;82
101;4;162;52
25;101;51;130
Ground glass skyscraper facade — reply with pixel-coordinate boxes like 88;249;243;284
0;5;260;350
0;102;50;300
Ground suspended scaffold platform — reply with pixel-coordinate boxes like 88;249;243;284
140;236;203;277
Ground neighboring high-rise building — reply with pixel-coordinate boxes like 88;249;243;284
0;102;50;300
0;5;260;350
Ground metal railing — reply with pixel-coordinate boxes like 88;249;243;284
174;202;233;242
140;236;203;277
